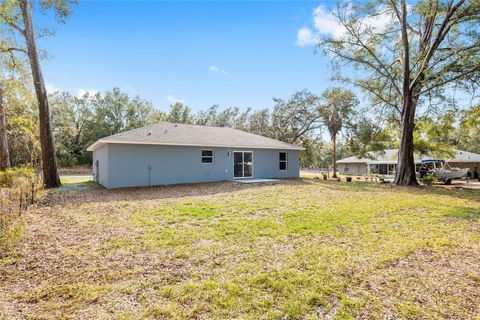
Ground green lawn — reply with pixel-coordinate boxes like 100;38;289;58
60;176;93;184
1;180;479;319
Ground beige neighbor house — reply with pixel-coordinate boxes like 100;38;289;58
337;149;480;176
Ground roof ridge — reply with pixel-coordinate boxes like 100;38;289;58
88;121;304;152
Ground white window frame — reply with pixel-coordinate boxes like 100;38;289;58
279;151;288;171
201;149;214;164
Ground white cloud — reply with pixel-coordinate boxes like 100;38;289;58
296;27;317;47
296;5;394;46
209;65;226;75
313;6;346;38
45;83;60;94
166;95;185;104
76;88;99;98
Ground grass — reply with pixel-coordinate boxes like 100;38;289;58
0;179;479;319
60;176;93;184
0;215;23;261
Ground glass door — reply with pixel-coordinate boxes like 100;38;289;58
234;152;243;178
233;151;253;178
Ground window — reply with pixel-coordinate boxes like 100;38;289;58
279;152;287;171
201;150;214;164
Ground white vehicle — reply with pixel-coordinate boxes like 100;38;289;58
418;159;469;185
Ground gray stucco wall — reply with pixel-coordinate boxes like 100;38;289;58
339;163;367;175
95;143;300;188
92;144;108;186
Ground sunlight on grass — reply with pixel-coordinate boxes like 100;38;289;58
5;181;480;319
126;182;479;319
60;176;93;184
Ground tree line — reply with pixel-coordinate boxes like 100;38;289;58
1;0;479;187
2;84;478;175
48;87;359;172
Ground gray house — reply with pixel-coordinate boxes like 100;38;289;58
87;122;303;188
337;148;480;176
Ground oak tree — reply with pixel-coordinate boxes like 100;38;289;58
317;0;480;185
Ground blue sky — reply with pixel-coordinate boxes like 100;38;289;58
34;1;339;113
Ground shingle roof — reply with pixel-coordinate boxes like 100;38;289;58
337;148;480;164
87;122;304;151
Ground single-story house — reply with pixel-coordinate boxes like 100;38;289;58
337;149;480;176
87;122;303;188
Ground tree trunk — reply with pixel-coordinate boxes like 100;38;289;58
394;95;419;186
332;133;337;178
0;84;11;170
19;0;61;188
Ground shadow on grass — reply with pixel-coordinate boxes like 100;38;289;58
443;206;480;220
40;179;314;206
310;179;480;203
310;179;388;192
415;186;480;202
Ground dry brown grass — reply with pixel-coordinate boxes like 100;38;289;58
0;179;479;319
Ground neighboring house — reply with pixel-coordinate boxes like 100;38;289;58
337;149;480;176
87;122;303;188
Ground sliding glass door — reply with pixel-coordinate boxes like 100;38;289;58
233;151;253;178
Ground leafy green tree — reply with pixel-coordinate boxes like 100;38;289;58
414;112;457;158
318;0;480;186
166;102;194;124
5;82;39;167
246;109;272;137
320;88;357;177
195;105;251;129
50;92;94;166
195;105;220;126
457;104;480;153
0;38;33;169
125;96;164;130
346;119;397;158
271;90;322;143
91;87;163;139
1;0;76;187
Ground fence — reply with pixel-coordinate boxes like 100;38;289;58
0;172;41;258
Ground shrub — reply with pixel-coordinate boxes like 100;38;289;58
0;167;39;258
0;215;23;259
0;167;36;188
421;174;437;186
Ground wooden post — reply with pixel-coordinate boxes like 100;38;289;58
31;181;35;204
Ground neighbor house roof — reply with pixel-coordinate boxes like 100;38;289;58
337;149;480;165
87;122;304;152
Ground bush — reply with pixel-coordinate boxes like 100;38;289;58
0;167;39;258
0;167;36;188
0;215;23;259
421;174;437;186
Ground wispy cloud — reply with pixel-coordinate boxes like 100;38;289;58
296;5;393;46
76;88;99;98
166;94;185;104
209;65;226;75
45;83;60;94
